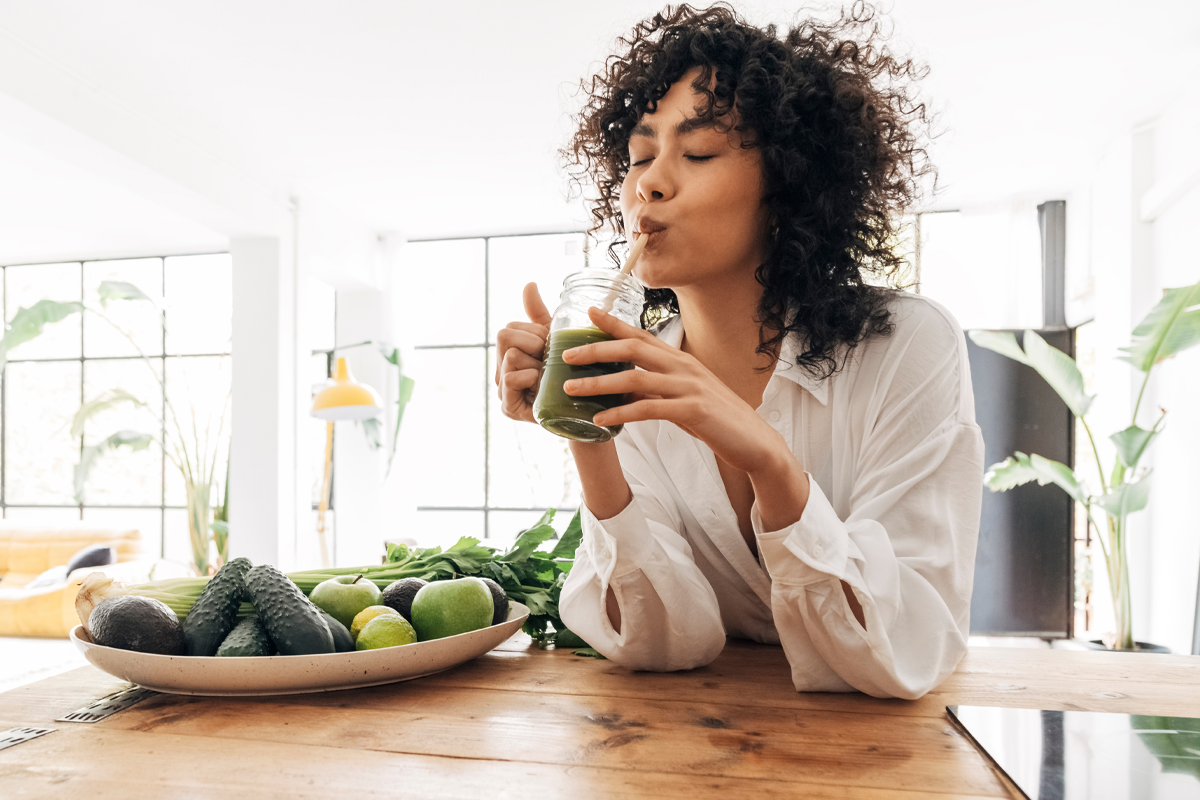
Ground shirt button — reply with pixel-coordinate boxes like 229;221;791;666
812;545;824;558
768;410;782;423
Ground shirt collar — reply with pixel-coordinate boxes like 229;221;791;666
654;316;829;406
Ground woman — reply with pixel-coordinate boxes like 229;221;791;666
496;4;984;699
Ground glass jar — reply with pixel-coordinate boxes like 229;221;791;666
533;268;645;442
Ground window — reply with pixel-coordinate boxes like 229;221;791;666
1;254;233;562
397;233;585;548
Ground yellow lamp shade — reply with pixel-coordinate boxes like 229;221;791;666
311;357;382;421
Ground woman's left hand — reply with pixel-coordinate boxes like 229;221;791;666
562;307;786;474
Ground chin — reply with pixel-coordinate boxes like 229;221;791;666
633;256;685;291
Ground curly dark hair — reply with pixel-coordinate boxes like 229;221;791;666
566;2;934;379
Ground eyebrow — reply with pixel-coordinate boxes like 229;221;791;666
630;116;720;139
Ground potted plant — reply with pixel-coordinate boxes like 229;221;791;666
969;279;1200;651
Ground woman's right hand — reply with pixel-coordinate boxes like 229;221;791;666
495;282;552;424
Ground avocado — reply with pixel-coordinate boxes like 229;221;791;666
319;609;355;653
216;615;275;657
381;577;427;623
90;595;185;655
245;565;335;656
480;577;509;626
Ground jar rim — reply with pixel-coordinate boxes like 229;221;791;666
562;267;644;296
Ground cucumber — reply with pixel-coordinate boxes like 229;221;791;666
216;616;275;657
182;557;252;656
319;610;355;653
245;564;335;656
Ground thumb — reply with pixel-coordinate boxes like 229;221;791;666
522;282;553;327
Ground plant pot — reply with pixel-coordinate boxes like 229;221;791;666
1076;639;1172;654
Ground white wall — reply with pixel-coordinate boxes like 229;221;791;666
1141;89;1200;654
1079;91;1200;652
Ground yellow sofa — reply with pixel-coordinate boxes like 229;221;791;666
0;524;183;638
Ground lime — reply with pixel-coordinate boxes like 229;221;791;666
355;614;417;651
350;605;400;640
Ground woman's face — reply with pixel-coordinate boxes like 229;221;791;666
619;67;769;292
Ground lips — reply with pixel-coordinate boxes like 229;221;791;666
633;217;667;236
633;218;668;250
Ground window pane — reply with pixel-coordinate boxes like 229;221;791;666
80;359;163;506
5;262;82;360
4;507;80;524
83;258;163;357
487;509;576;550
486;347;581;510
400;348;485;507
400;239;485;346
5;361;81;504
163;356;232;506
81;508;163;559
165;254;232;355
488;234;585;343
409;510;484;550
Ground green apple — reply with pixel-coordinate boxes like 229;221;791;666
410;578;494;641
309;575;382;630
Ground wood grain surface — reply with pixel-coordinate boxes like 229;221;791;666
1;637;1197;799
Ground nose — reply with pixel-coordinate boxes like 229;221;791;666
636;157;674;204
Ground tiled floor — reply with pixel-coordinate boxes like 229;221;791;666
0;637;87;694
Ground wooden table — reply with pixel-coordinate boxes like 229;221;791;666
1;636;1197;799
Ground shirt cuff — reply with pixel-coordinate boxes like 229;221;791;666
581;497;656;579
752;475;850;586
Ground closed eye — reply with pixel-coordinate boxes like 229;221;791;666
686;155;716;162
631;157;654;167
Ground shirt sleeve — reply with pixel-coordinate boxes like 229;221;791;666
753;308;984;699
558;436;727;671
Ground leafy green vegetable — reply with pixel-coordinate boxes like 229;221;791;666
133;509;586;643
380;508;581;641
573;647;607;659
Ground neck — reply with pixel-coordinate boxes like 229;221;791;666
675;273;778;408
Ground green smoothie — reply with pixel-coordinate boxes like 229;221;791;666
534;326;632;442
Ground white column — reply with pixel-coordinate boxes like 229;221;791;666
229;235;299;569
331;286;392;567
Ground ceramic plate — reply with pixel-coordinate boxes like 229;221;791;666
70;601;529;696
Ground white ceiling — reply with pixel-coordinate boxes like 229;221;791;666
0;0;1197;262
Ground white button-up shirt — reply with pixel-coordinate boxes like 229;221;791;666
559;293;985;699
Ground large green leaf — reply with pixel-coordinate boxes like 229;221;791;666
0;300;83;366
71;389;148;438
357;417;383;449
1094;473;1153;517
505;509;558;563
968;329;1094;417
75;430;155;503
984;451;1088;505
1119;281;1200;372
1022;330;1094;417
98;280;155;307
551;509;584;559
384;374;415;477
1131;715;1200;781
1110;425;1158;470
967;330;1029;365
